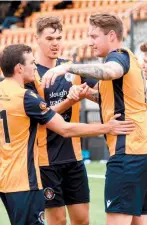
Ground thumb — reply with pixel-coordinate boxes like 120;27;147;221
112;113;121;120
80;82;87;88
82;85;89;93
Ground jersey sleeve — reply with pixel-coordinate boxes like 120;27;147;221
105;50;130;75
81;77;97;88
24;90;56;125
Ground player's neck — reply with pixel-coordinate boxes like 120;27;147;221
108;42;123;54
14;73;24;88
36;51;57;69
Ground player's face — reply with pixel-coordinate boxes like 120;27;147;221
22;52;36;83
88;25;110;57
36;27;63;59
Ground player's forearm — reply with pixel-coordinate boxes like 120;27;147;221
67;64;116;80
50;98;77;114
86;88;99;103
62;122;110;137
46;113;109;137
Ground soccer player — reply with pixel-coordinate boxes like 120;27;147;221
41;13;147;225
26;16;99;225
0;44;134;225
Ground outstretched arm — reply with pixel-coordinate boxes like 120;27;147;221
67;62;124;80
45;113;135;137
41;61;124;88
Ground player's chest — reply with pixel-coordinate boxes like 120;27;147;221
44;76;72;106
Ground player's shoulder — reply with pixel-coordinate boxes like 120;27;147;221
106;48;129;61
111;48;129;55
24;89;39;99
15;87;28;101
57;58;73;65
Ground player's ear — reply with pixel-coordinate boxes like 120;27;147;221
108;30;115;42
34;33;39;43
14;63;23;74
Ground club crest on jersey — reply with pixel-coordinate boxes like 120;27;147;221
117;49;123;54
30;91;38;98
39;102;47;110
44;187;55;200
65;73;75;82
38;211;45;224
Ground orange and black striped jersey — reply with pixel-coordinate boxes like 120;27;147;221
26;58;97;166
99;48;147;156
0;79;56;192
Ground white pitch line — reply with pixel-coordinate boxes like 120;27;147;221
88;174;105;179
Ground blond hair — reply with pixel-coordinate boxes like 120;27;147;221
89;13;123;41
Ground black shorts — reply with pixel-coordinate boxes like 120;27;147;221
105;154;147;216
0;190;45;225
40;160;90;208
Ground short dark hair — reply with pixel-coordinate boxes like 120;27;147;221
36;16;63;35
140;43;147;52
89;13;123;41
0;44;32;77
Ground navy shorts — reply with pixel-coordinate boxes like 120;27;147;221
40;160;90;208
0;190;45;225
105;154;147;216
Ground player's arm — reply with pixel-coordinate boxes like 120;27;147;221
24;90;135;137
84;86;99;103
67;61;124;80
45;112;135;137
79;77;99;103
67;83;99;103
50;98;77;114
41;62;124;88
51;78;99;112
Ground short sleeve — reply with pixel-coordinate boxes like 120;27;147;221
106;50;130;75
24;90;56;125
81;77;97;88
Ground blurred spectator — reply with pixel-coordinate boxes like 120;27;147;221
0;1;41;32
140;42;147;80
53;0;73;10
4;1;21;17
140;42;147;53
0;1;11;24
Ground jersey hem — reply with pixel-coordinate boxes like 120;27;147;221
40;158;83;167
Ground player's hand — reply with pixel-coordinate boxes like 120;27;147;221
41;64;69;88
107;114;135;135
67;83;89;101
